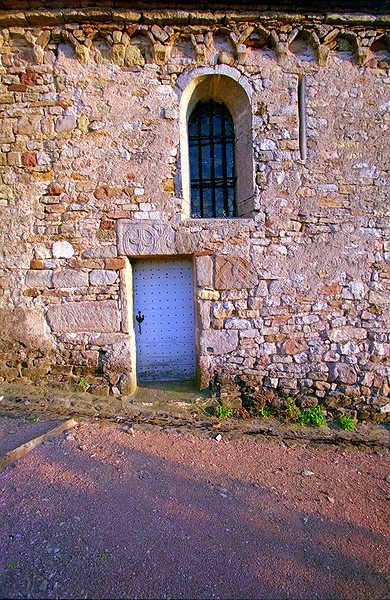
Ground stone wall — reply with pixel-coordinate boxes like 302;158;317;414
0;7;389;416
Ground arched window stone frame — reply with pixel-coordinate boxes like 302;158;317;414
176;66;255;220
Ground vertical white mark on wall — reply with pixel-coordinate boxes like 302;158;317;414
298;75;307;161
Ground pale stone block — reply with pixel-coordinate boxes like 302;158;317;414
26;269;53;289
101;341;134;385
53;270;88;288
239;329;258;338
52;241;74;258
200;329;238;355
89;269;118;286
195;255;213;288
328;326;368;342
197;301;211;329
0;306;54;353
263;342;277;354
369;290;389;305
225;319;251;330
248;297;263;310
256;281;269;296
198;289;220;301
328;363;357;385
46;300;120;333
164;108;179;120
339;341;359;355
82;246;117;259
213;301;234;319
90;333;130;346
349;280;365;299
56;114;77;133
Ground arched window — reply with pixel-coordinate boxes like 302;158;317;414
188;100;237;219
178;68;254;219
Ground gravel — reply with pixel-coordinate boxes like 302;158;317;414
0;421;389;599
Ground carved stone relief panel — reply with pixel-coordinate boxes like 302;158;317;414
215;255;258;290
116;220;176;256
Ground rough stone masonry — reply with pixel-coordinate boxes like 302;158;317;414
0;1;389;420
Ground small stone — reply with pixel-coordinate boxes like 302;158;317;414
52;241;74;259
215;434;222;442
89;269;117;286
302;470;315;476
56;114;77;133
65;435;75;441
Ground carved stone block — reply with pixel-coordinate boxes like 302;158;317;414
215;256;258;290
116;220;176;256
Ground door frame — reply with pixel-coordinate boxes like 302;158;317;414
120;254;200;391
132;256;197;383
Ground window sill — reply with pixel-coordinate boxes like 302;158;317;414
182;217;254;226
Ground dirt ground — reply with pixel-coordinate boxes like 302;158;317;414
0;406;389;600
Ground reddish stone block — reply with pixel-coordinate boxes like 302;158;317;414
48;181;65;195
23;289;40;297
283;338;308;355
30;259;45;270
2;54;13;68
320;282;341;296
8;84;28;92
105;257;127;270
20;73;40;87
106;211;134;219
22;152;37;167
100;219;115;231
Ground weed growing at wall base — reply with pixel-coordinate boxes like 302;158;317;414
259;406;272;419
281;397;302;423
299;406;327;427
339;415;356;431
78;378;90;393
219;406;233;419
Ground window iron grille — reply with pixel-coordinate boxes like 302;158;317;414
188;100;237;218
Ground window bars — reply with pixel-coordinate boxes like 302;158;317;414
188;100;237;218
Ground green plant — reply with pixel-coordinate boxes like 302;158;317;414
10;561;18;568
282;397;302;423
339;415;355;431
32;416;41;423
299;406;327;428
259;406;272;419
219;405;233;419
78;377;90;393
101;553;107;561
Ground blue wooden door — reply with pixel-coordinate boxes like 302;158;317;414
133;258;196;381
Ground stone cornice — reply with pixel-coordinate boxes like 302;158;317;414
0;9;388;28
0;8;388;68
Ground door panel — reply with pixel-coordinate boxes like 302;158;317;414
133;258;196;382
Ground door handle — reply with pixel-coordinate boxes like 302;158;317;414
136;310;145;334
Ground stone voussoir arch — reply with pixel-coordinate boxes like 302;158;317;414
176;65;255;220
